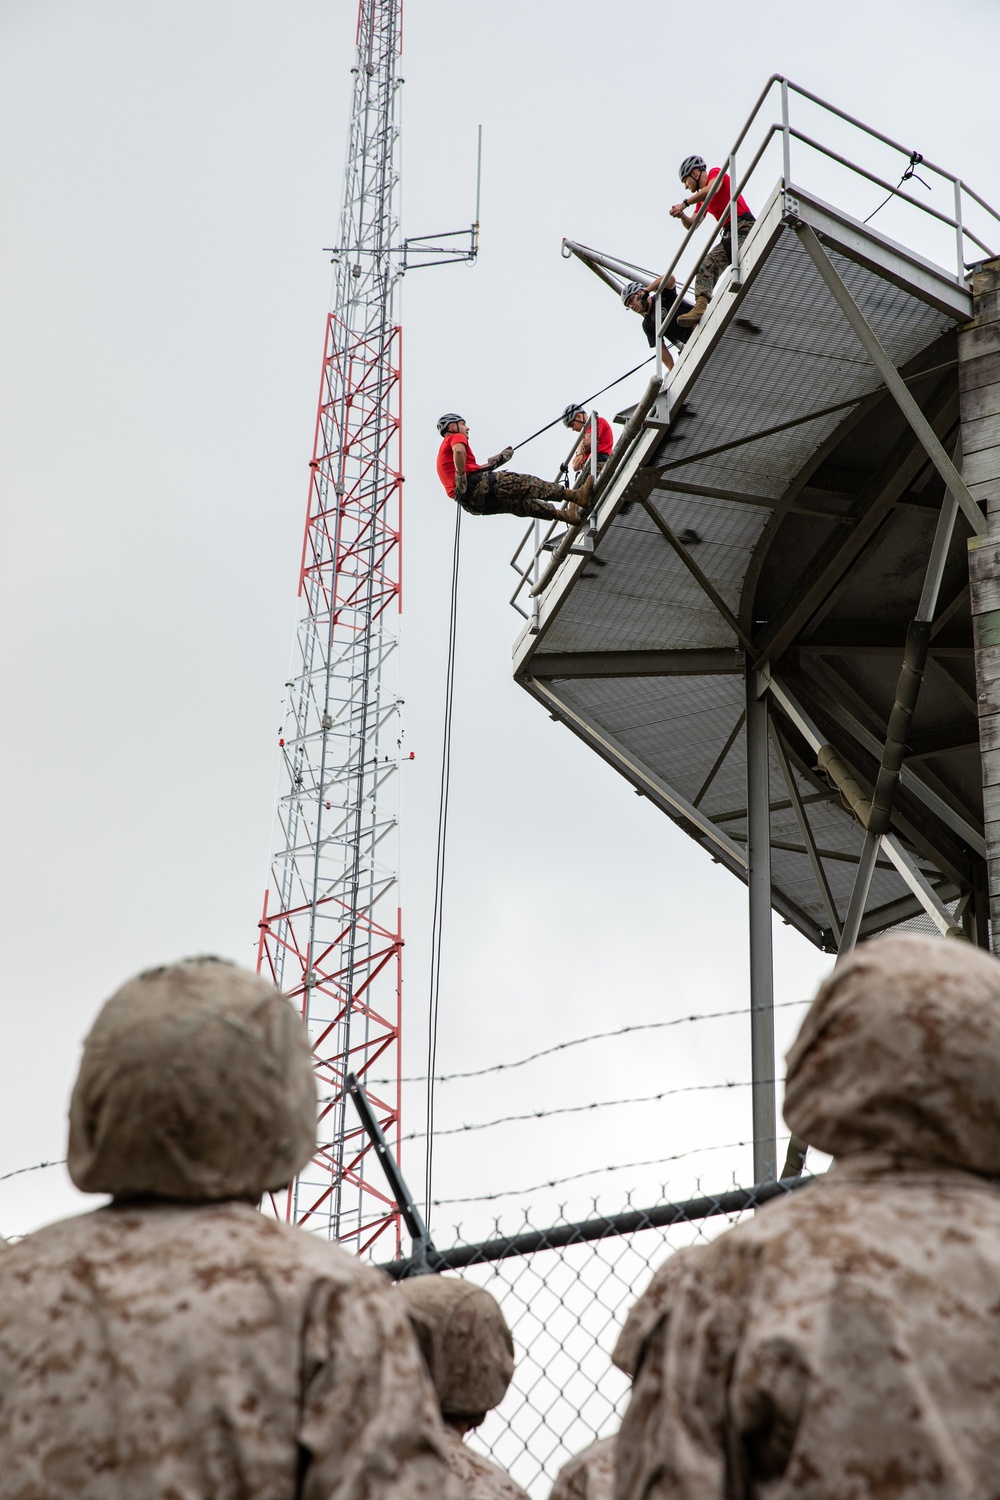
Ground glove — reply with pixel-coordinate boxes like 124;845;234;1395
453;472;467;499
490;446;513;468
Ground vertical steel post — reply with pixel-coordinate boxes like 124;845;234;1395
838;831;880;954
780;77;791;184
746;673;776;1182
531;519;541;632
654;290;663;383
729;150;740;284
954;177;965;281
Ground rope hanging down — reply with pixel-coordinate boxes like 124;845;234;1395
863;150;930;225
424;502;462;1225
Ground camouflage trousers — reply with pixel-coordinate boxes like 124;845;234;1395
461;467;570;521
695;215;754;299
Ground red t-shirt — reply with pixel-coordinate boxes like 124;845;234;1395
436;433;482;498
702;167;751;222
579;416;615;458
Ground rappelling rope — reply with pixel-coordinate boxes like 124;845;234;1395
863;150;930;225
510;355;655;455
421;352;656;1211
424;501;462;1226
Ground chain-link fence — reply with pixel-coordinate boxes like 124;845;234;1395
381;1175;814;1498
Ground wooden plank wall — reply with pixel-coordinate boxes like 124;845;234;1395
966;259;1000;949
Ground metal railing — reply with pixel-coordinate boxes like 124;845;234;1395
509;411;601;627
508;74;1000;627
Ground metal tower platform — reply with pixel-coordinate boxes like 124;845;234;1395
509;79;1000;1180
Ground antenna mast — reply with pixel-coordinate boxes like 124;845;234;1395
257;0;404;1255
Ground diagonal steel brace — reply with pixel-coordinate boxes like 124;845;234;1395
794;223;985;539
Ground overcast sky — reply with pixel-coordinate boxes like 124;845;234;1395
1;0;998;1247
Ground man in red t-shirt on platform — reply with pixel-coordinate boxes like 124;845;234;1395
435;414;592;524
562;405;615;480
646;154;755;330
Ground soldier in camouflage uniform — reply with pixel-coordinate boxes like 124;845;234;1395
0;956;454;1500
548;1246;704;1500
400;1274;530;1500
549;1437;617;1500
436;414;592;523
617;933;1000;1500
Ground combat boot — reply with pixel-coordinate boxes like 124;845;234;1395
574;473;595;511
677;293;710;327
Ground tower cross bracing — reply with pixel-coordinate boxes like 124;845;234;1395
257;0;404;1256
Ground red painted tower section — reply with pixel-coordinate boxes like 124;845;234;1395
257;0;404;1257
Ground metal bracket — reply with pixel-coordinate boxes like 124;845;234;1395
751;663;772;699
346;1073;437;1272
782;192;802;226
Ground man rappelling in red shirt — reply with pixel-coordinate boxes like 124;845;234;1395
436;415;593;525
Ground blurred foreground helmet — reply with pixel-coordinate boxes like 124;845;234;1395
399;1274;515;1419
68;956;317;1201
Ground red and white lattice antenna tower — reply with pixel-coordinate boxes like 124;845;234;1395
256;0;405;1257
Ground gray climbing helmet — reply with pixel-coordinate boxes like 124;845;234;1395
678;154;707;183
621;280;646;307
436;412;465;436
561;403;586;427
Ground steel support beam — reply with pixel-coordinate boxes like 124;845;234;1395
769;715;842;944
779;663;986;859
529;648;743;679
525;676;828;948
795;224;986;538
881;834;963;936
753;387;960;669
839;832;880;953
839;447;962;948
640;497;754;652
746;675;776;1183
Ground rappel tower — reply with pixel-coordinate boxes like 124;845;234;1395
256;0;404;1256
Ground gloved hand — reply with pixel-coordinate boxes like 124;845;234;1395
453;472;467;499
491;445;513;468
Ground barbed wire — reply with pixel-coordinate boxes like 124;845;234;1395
430;1138;751;1206
0;1158;65;1185
370;998;810;1086
398;1077;756;1143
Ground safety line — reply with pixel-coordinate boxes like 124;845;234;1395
511;357;655;454
864;150;930;225
424;502;462;1226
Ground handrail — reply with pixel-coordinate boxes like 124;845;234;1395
508;75;1000;625
529;376;662;601
785;126;996;256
